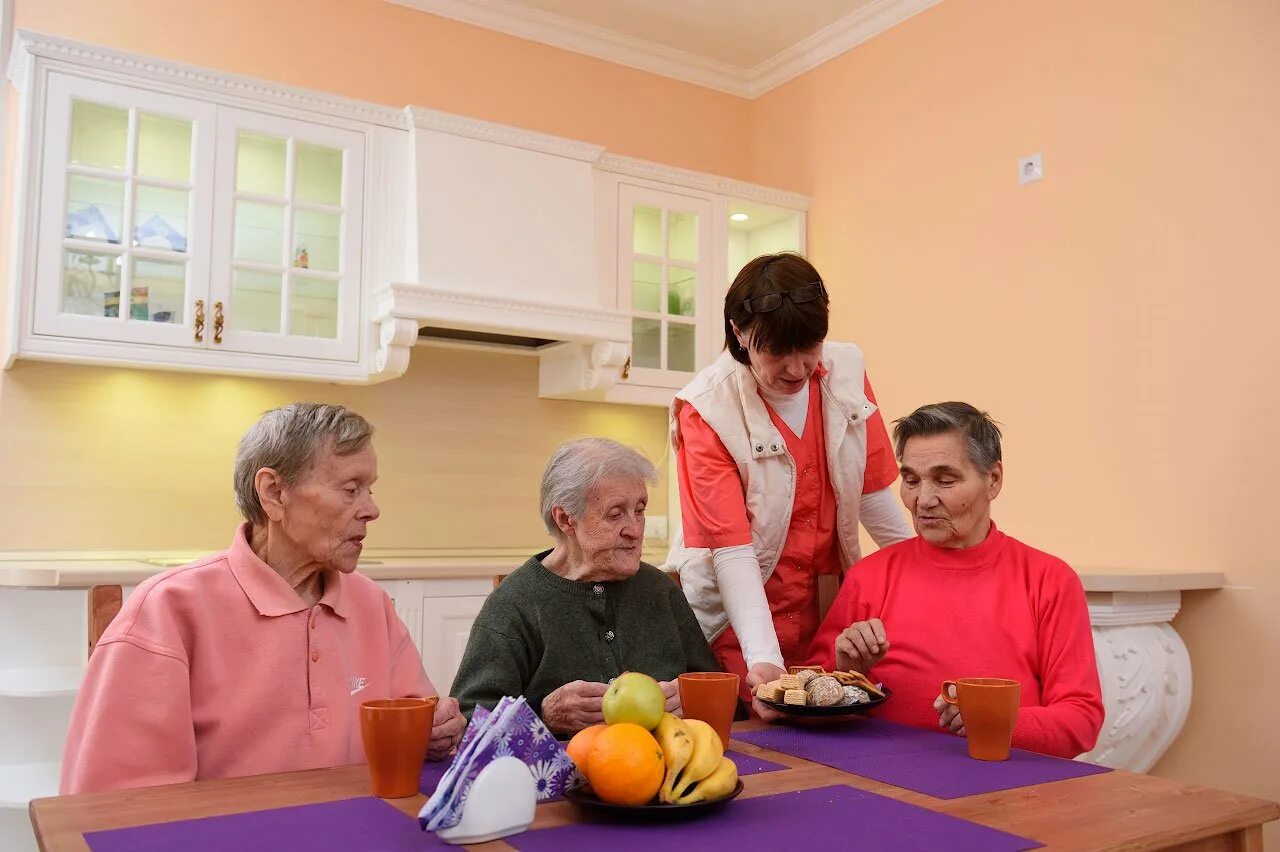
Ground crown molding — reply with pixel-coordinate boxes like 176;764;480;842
386;0;941;99
387;0;751;97
597;154;810;210
744;0;942;97
9;30;408;127
407;106;604;162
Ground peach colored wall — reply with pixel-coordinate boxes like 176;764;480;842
0;0;753;552
750;0;1280;837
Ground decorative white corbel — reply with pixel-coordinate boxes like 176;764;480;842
371;316;419;381
1079;590;1192;772
537;339;631;400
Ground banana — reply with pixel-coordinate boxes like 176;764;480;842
668;718;724;800
674;755;738;805
655;713;695;804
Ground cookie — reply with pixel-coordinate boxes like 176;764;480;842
796;669;819;686
755;683;785;703
788;665;823;675
840;685;871;706
806;676;843;707
778;675;804;691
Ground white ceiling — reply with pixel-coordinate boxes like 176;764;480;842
389;0;941;98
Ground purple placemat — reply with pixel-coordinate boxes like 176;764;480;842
508;784;1041;851
732;718;1110;799
84;796;438;852
726;749;787;776
420;750;786;799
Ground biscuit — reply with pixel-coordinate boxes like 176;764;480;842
778;675;803;691
755;683;785;703
788;665;823;675
783;688;807;706
806;676;843;707
796;669;819;686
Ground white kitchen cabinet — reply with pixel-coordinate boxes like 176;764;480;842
376;578;493;697
588;163;809;407
8;35;376;382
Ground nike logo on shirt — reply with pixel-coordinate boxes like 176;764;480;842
349;676;371;696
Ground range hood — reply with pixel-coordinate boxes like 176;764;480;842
370;107;631;398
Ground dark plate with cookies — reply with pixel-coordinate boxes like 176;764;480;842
755;667;891;718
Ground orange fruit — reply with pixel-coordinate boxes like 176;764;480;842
566;723;606;774
585;723;665;806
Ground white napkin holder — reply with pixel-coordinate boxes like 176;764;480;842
436;756;538;845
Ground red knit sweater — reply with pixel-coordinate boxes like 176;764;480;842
807;523;1104;758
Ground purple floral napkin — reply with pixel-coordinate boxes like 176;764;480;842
418;697;577;831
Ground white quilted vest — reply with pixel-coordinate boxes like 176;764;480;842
665;342;878;643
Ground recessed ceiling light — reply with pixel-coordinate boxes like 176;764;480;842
729;212;750;222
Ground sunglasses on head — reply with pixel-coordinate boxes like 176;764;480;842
741;281;828;314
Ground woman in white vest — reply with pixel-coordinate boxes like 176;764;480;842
666;253;912;714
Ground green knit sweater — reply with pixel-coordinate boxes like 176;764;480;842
451;551;721;722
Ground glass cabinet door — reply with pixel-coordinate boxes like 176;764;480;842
209;107;363;362
617;185;712;385
33;73;215;346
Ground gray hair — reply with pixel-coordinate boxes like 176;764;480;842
234;403;374;525
892;402;1003;472
540;437;658;538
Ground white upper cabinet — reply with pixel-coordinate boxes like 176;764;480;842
5;32;807;393
209;108;364;362
8;35;378;383
35;74;217;350
581;166;808;407
616;184;713;389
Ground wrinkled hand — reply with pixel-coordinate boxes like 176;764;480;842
541;680;608;735
835;618;889;674
933;695;966;736
658;680;682;716
428;697;466;760
746;661;787;723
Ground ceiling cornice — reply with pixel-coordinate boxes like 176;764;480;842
386;0;942;99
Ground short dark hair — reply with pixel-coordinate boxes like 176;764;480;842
724;253;829;366
892;402;1003;472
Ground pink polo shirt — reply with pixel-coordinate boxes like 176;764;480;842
61;524;434;794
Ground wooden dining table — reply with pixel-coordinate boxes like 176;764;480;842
29;720;1279;852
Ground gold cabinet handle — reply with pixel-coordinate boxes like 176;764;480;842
194;300;205;342
213;301;224;344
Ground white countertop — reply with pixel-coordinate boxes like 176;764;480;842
0;546;669;587
0;548;1226;592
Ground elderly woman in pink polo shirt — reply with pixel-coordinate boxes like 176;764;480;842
61;403;466;794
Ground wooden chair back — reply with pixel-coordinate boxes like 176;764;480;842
88;585;122;656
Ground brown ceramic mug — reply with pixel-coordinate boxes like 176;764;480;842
941;678;1020;761
360;697;437;797
678;672;739;750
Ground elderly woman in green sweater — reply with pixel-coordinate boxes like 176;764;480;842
451;437;721;735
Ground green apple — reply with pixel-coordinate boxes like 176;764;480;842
602;672;665;730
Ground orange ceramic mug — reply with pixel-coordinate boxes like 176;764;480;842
941;678;1020;761
678;672;739;750
360;697;437;797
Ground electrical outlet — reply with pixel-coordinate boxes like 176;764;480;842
1019;153;1043;185
645;515;669;541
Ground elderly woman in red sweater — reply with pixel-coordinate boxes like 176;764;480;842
805;402;1103;758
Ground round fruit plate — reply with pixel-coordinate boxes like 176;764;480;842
563;781;745;820
759;686;892;718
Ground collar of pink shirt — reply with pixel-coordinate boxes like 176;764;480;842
227;522;350;618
